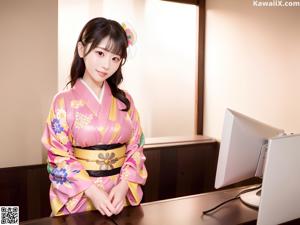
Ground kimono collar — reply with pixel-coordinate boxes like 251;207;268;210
72;79;113;116
80;79;105;104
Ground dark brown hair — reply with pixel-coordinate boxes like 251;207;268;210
68;17;130;111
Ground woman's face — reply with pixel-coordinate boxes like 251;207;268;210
78;36;122;86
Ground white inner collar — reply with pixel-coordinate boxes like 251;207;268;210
80;79;105;104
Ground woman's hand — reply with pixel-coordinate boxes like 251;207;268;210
85;184;116;216
108;180;129;215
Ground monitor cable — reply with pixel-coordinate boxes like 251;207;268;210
202;184;262;214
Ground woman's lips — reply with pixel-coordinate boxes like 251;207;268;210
96;70;108;78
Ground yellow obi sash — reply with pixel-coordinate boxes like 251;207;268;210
73;144;126;177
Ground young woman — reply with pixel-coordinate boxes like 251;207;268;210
42;17;147;217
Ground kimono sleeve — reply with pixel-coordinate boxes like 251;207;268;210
120;94;148;205
41;93;93;215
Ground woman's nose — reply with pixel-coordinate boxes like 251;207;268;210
101;56;110;70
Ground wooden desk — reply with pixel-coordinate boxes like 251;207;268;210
21;186;258;225
20;184;300;225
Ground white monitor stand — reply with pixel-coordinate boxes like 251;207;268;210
240;188;261;208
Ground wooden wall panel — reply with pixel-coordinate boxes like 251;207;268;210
141;138;219;202
0;165;51;221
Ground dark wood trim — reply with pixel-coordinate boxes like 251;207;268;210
197;0;206;134
161;0;199;5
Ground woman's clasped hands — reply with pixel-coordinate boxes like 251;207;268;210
85;180;129;216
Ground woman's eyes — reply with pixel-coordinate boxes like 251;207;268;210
112;57;121;62
95;50;121;62
96;51;104;56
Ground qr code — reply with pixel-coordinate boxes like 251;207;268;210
0;206;19;225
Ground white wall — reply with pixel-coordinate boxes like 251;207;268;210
58;0;198;138
0;0;57;168
0;0;196;168
204;0;300;140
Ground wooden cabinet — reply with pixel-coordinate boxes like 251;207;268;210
142;136;219;202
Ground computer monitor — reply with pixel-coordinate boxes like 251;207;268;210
257;134;300;225
214;108;284;207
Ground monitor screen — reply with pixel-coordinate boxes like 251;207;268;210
215;108;284;189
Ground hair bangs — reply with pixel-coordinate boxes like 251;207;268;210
81;19;128;59
104;35;127;58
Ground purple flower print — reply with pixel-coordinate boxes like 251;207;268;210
51;118;64;134
51;168;68;185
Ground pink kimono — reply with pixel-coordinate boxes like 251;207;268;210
41;79;147;216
